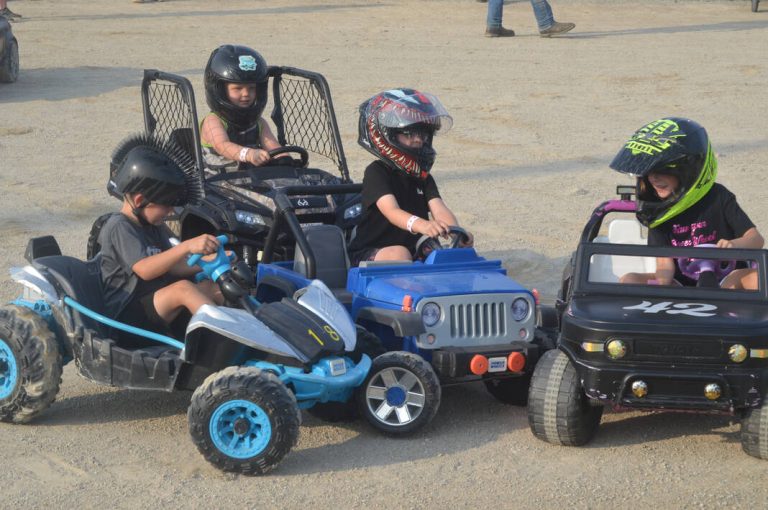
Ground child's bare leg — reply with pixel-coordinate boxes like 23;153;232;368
619;272;657;284
374;245;412;262
721;268;758;290
197;279;225;305
153;280;216;323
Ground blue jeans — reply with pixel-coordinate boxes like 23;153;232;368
487;0;554;31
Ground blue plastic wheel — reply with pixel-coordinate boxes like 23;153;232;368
188;366;299;475
0;339;18;401
209;399;271;459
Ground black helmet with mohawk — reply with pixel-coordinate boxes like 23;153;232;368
107;133;204;207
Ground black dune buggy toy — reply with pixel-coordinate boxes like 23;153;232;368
0;234;388;475
0;15;19;83
528;186;768;460
87;67;362;266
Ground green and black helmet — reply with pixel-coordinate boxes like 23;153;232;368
610;117;717;228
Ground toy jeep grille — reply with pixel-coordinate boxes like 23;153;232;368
415;294;535;349
449;302;507;338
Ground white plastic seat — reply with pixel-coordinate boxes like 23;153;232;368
590;218;656;283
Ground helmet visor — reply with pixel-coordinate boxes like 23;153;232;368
373;90;453;133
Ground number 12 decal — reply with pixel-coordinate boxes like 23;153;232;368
623;301;717;317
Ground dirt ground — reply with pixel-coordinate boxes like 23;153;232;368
1;0;767;507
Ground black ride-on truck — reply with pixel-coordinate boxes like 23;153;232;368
528;186;768;460
88;66;362;265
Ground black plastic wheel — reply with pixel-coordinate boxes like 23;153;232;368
741;404;768;460
356;351;441;435
0;305;62;423
527;349;602;446
484;373;531;406
188;366;300;475
0;38;18;83
307;327;386;423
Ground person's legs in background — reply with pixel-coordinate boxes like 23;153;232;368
532;0;575;37
485;0;515;37
0;0;22;21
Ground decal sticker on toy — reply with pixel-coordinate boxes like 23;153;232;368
623;300;717;317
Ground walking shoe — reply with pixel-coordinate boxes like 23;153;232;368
485;26;515;37
539;21;575;37
1;7;22;21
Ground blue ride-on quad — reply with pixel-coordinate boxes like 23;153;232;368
253;185;555;433
1;234;377;475
528;186;768;460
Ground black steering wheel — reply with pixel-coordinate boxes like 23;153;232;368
414;226;471;260
267;145;309;168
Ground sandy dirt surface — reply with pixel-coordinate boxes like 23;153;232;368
1;0;767;507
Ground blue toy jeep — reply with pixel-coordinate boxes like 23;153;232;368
254;185;553;433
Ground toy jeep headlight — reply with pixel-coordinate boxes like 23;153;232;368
728;344;748;363
421;302;442;327
235;210;265;226
606;339;627;359
343;203;362;219
511;298;530;322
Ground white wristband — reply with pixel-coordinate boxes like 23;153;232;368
239;147;250;163
406;215;419;234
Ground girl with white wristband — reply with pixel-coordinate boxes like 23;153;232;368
200;45;286;170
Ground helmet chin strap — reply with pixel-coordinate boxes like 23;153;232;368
128;196;151;226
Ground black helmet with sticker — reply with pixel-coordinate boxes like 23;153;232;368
610;117;717;227
204;45;269;132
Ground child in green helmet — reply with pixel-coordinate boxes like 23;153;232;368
612;117;763;290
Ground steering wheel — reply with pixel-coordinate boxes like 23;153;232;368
187;234;234;282
267;145;309;168
414;226;471;261
677;243;737;282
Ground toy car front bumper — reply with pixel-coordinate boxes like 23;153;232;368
249;354;371;408
565;349;767;411
430;341;540;380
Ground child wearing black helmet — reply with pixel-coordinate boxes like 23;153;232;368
200;45;283;169
99;134;224;340
347;88;473;266
613;117;763;290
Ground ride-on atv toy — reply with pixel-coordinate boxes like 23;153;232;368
87;68;361;267
0;16;19;83
253;185;554;432
1;233;380;475
528;186;768;460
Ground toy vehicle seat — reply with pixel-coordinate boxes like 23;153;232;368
293;224;351;302
590;218;656;283
33;255;110;337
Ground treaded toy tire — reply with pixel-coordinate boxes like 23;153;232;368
0;38;18;83
188;366;300;475
307;327;386;423
741;404;768;460
356;351;441;436
0;305;63;423
527;349;602;446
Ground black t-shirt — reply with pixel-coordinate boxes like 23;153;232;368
648;183;755;284
348;160;441;256
99;213;174;319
